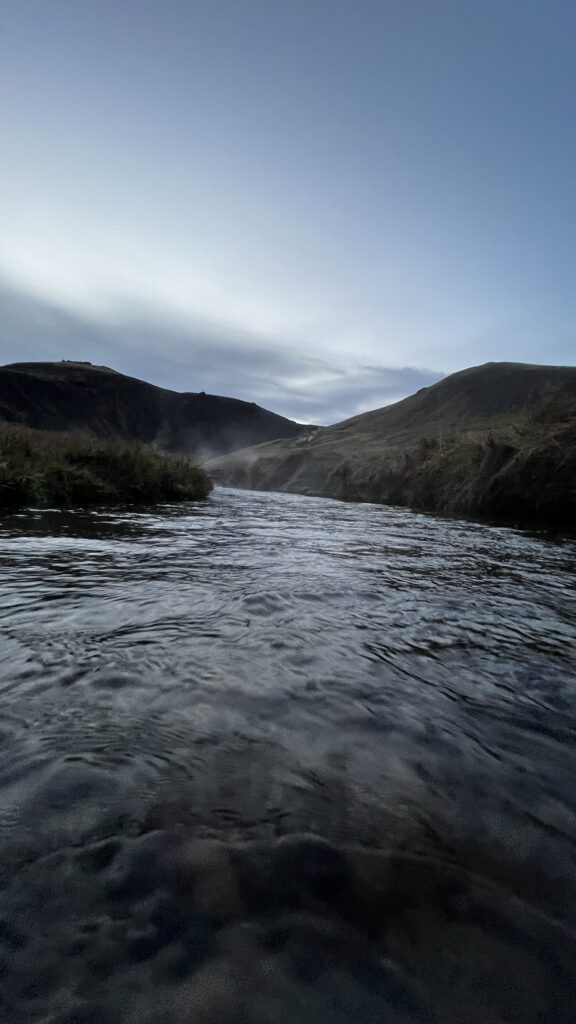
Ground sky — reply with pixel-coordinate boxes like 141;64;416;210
0;0;575;424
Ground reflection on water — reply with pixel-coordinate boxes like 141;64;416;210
0;488;575;1022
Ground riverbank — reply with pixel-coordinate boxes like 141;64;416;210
210;426;576;528
208;362;576;529
0;426;212;507
309;425;576;527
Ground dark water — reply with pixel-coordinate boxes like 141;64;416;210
1;487;576;1022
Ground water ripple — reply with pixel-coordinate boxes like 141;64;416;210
0;490;576;1020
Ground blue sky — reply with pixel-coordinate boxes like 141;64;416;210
1;0;574;422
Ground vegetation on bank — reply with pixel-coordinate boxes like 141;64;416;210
210;363;576;529
0;427;213;508
326;426;576;527
212;424;576;528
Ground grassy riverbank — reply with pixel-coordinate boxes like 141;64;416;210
209;362;576;528
211;425;576;528
0;427;213;508
326;425;576;526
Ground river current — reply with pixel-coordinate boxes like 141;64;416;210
0;487;575;1023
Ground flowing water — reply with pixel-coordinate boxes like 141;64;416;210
0;487;575;1023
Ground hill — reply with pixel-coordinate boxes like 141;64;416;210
0;361;306;459
208;362;576;527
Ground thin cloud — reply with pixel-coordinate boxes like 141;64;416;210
0;277;442;425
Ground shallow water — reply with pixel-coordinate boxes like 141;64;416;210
0;487;575;1022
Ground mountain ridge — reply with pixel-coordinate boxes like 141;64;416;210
0;360;308;459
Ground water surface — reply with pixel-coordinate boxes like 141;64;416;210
1;488;575;1022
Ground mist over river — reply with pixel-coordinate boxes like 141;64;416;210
1;487;576;1023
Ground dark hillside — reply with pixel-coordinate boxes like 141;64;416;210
327;362;576;441
0;361;306;458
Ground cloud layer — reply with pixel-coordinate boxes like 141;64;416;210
0;277;441;425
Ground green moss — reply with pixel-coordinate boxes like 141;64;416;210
0;428;213;508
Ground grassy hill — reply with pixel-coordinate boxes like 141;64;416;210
208;362;576;527
0;361;307;459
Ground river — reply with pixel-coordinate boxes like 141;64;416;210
0;487;575;1023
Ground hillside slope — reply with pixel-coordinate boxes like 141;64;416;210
208;362;576;527
0;361;306;458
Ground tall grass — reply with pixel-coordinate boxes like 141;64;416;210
345;426;576;526
0;426;213;508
